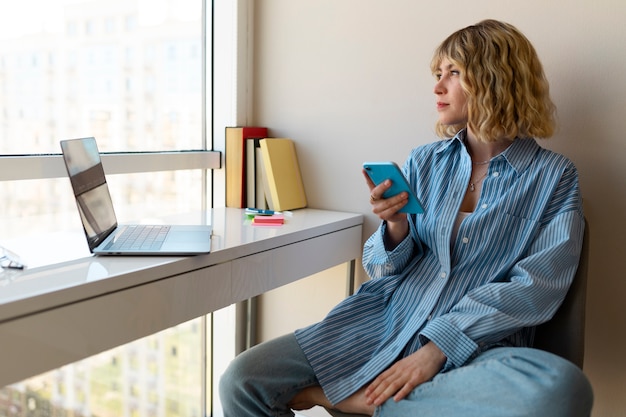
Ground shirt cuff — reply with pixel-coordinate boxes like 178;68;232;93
419;316;478;370
363;222;415;277
382;222;414;261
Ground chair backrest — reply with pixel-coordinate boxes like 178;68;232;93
533;220;589;368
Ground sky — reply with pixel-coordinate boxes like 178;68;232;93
0;0;200;40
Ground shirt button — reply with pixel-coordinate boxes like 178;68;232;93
481;203;488;209
462;237;469;244
440;272;447;279
493;172;500;177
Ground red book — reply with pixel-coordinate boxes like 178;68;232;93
225;127;268;208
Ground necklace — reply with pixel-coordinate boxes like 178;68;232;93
468;171;488;192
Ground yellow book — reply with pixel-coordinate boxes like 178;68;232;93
259;138;307;211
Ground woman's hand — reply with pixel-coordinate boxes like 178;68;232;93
364;341;447;406
363;169;409;222
363;169;409;249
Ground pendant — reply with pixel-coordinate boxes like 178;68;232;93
469;183;475;192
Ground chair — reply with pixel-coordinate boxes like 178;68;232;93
317;221;590;417
533;219;589;368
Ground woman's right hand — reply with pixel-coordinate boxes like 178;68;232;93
362;169;409;249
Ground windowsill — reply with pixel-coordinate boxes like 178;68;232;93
3;229;92;270
0;207;363;322
0;209;215;320
1;209;215;271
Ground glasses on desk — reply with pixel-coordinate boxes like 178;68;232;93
1;245;25;270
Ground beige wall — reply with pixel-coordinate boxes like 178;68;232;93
250;1;626;415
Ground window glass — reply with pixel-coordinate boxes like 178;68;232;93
0;1;232;416
1;170;204;268
0;0;203;154
0;0;206;251
0;316;207;417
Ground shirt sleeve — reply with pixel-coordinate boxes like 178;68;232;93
419;209;585;369
362;220;422;279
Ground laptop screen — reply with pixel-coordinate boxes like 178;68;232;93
60;137;118;252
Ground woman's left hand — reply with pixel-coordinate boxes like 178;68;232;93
364;341;447;406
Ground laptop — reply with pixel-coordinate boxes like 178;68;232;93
60;137;212;255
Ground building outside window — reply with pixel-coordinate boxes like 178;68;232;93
0;0;234;415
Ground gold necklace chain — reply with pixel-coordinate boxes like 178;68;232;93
468;171;489;192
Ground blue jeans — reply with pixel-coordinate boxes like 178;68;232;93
218;333;593;417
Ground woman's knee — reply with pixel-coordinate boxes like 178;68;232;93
502;348;594;416
219;344;263;395
219;344;274;413
219;333;310;400
218;353;245;399
535;351;593;416
219;334;317;415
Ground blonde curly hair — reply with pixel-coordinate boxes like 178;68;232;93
431;19;556;142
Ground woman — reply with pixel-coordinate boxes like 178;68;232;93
219;19;593;417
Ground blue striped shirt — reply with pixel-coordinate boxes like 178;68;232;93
295;130;584;404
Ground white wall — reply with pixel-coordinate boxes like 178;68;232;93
251;1;626;416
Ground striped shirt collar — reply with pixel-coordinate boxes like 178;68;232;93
435;128;540;175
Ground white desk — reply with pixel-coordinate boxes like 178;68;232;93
0;208;363;387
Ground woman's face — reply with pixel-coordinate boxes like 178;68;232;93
433;57;468;127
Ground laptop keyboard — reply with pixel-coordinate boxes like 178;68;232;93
104;225;171;251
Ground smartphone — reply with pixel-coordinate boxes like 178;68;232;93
363;161;424;214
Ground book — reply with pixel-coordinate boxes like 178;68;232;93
246;138;268;210
255;145;269;209
259;138;307;211
225;126;268;208
251;213;285;226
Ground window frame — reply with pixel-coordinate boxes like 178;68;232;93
0;151;220;181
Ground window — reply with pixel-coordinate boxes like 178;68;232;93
0;1;203;153
0;0;237;416
0;0;215;263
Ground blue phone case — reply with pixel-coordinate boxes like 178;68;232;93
363;161;424;214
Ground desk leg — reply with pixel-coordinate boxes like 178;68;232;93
345;260;356;297
235;298;258;354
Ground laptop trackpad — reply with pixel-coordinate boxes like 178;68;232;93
160;230;211;253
